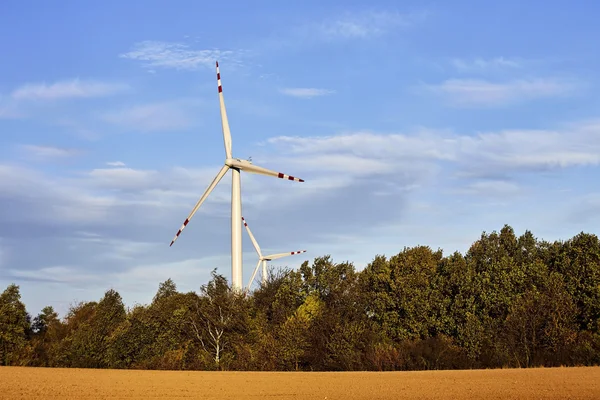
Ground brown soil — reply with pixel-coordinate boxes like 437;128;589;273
1;366;599;399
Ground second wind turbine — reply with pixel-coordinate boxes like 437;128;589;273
169;61;305;291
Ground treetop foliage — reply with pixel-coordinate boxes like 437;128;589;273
1;225;599;370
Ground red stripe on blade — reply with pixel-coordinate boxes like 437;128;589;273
277;173;284;178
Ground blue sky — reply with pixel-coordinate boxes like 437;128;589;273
1;1;600;317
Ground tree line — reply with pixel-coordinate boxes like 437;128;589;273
1;225;599;370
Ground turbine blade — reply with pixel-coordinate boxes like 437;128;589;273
246;259;263;292
216;61;232;159
169;165;230;246
240;162;304;182
265;250;307;260
242;216;262;257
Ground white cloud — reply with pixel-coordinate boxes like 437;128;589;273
101;100;200;132
267;129;455;161
106;161;126;167
279;88;335;98
81;165;232;208
3;118;600;317
0;96;23;119
8;266;106;286
0;163;233;241
53;119;102;141
0;243;4;269
7;122;594;239
87;167;160;191
120;41;243;71
316;10;427;39
0;163;118;225
11;79;129;100
20;145;82;160
426;78;579;107
453;180;521;196
569;193;600;224
451;57;521;72
113;257;217;293
267;122;600;176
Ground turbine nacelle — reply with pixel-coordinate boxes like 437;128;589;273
225;158;253;168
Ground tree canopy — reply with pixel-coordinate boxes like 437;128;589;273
1;225;599;370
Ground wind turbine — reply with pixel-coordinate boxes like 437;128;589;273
242;216;307;291
169;61;305;291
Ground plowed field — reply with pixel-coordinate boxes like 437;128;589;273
1;366;599;399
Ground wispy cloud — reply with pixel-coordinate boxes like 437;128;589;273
0;96;23;119
279;88;335;98
106;161;126;167
101;100;200;132
52;119;102;141
87;167;160;191
315;10;427;39
11;79;129;100
256;9;427;52
451;57;521;72
120;41;244;71
569;193;600;224
0;239;6;267
453;179;521;196
20;145;82;160
4;119;600;316
267;121;600;176
426;78;579;107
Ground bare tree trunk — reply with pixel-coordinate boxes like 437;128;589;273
189;303;230;368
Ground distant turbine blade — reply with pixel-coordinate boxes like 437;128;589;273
242;216;262;257
265;250;307;260
170;165;230;246
216;61;232;159
246;259;263;292
240;163;304;182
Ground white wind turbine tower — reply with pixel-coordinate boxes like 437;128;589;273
169;61;305;291
242;216;307;291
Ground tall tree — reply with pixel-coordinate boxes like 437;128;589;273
29;306;61;366
153;278;178;304
552;233;600;332
361;247;444;342
0;284;31;365
188;270;249;369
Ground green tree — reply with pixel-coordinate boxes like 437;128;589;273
57;289;125;368
0;284;31;365
188;270;249;369
361;247;444;342
551;233;600;332
503;272;578;367
276;293;322;370
29;306;62;366
153;278;178;304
